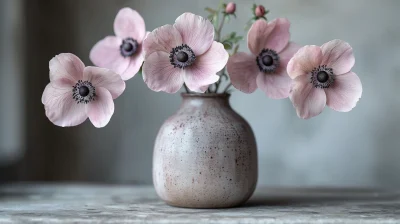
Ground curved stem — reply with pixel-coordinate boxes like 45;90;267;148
214;81;220;93
211;3;228;94
213;69;226;93
183;84;190;93
215;14;226;42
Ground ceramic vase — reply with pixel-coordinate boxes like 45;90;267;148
153;93;258;208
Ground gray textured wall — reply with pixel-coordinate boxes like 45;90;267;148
2;0;400;187
0;0;25;166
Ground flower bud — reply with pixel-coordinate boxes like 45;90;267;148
225;2;236;14
255;5;266;17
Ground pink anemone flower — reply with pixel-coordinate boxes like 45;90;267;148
227;18;300;99
90;8;146;81
287;39;362;119
142;13;229;93
42;53;125;128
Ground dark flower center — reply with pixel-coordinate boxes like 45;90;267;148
170;44;196;69
120;38;138;57
317;71;329;83
177;51;189;62
256;49;280;73
79;86;90;97
123;43;133;52
262;55;273;66
311;65;335;88
72;80;96;104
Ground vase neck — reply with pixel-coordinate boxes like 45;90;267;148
180;93;231;109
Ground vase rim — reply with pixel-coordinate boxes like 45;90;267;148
181;93;231;98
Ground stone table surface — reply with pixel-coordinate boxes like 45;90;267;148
0;184;399;223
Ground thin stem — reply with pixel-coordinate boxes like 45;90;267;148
211;2;229;94
214;81;220;94
183;84;190;93
215;15;227;42
213;69;225;93
232;44;239;55
223;83;232;93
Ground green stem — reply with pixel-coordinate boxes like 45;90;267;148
232;44;239;55
212;2;229;94
215;14;227;42
183;84;190;93
214;80;220;93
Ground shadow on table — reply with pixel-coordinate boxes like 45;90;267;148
0;184;56;201
0;192;34;200
244;187;400;207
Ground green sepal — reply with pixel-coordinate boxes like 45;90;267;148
222;41;233;50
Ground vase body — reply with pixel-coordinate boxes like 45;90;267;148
153;93;258;208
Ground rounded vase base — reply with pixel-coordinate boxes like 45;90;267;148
164;199;249;209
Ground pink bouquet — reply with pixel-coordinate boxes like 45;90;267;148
42;2;362;126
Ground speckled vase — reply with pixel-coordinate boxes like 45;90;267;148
153;93;258;208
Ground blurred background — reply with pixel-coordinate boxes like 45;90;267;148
0;0;399;187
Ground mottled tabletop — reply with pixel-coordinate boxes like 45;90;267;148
0;184;399;223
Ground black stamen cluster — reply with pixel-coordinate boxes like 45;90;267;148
120;38;139;57
256;48;280;73
169;44;196;69
310;65;335;88
72;80;96;104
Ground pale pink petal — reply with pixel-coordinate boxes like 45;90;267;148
83;67;126;99
89;36;130;76
247;18;290;55
144;31;151;39
226;52;259;94
289;74;327;119
184;65;219;93
183;42;227;93
142;52;184;93
41;80;70;105
198;85;210;93
50;77;76;90
143;24;182;57
321;39;355;75
278;42;301;73
121;45;144;80
87;87;114;128
49;53;85;82
256;72;292;99
287;45;323;79
256;43;298;99
248;20;273;55
113;8;146;42
42;83;87;127
325;72;362;112
265;18;291;53
195;41;228;74
183;43;225;93
174;13;214;55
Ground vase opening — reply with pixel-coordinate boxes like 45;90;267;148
181;93;230;98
